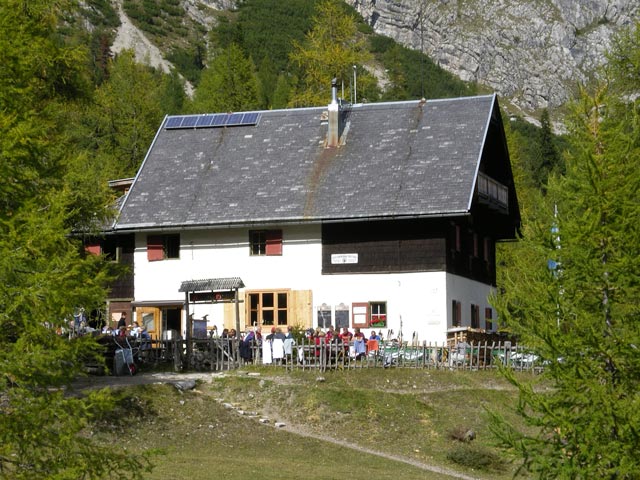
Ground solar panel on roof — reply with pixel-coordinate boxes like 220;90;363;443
212;114;227;126
181;116;198;127
196;114;215;127
165;112;260;130
243;112;259;124
227;113;244;125
165;116;183;128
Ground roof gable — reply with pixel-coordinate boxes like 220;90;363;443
116;95;515;231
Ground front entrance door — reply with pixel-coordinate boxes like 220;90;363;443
136;305;182;340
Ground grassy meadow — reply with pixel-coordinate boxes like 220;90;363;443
90;368;541;479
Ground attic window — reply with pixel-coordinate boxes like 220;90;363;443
165;112;260;130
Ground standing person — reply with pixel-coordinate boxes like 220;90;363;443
239;327;261;363
266;327;276;341
117;312;127;329
284;325;294;340
283;326;295;361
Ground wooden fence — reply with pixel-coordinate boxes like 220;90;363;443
111;336;543;375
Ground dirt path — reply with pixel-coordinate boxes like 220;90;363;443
278;424;481;480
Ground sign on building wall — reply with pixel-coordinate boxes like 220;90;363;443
331;253;358;264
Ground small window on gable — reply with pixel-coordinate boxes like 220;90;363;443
147;234;180;261
250;229;282;256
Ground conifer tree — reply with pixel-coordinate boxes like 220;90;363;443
491;29;640;476
531;109;562;188
189;43;260;114
0;1;152;477
288;0;373;107
88;50;168;176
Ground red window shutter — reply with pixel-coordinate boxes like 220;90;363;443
147;235;164;261
352;302;369;328
85;243;101;256
265;230;282;256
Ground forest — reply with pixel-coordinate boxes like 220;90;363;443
0;0;639;478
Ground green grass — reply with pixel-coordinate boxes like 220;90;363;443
89;368;538;479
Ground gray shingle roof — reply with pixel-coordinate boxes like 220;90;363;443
116;94;504;230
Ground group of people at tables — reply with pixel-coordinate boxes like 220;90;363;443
311;326;384;360
235;325;386;364
101;312;151;341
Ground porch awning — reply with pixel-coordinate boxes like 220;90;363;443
178;277;245;292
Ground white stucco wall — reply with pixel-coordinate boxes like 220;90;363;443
133;225;495;343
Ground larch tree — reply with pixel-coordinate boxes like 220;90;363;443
188;43;260;114
288;0;373;107
86;50;169;177
0;1;152;477
490;23;640;478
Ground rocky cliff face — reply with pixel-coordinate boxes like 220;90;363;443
345;0;639;112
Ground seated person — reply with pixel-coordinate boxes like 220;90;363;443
353;328;366;359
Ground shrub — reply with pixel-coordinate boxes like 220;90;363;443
446;444;506;472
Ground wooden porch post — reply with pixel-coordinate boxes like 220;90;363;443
185;291;191;370
234;287;241;339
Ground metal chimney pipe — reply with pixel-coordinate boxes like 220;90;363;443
331;77;338;105
327;78;340;147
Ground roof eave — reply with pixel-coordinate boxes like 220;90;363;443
113;211;472;233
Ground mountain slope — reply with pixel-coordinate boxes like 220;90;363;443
106;0;638;113
345;0;639;112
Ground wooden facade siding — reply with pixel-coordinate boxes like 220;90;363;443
322;219;447;274
101;234;135;299
321;217;497;284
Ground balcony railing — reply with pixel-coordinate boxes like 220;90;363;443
477;172;508;211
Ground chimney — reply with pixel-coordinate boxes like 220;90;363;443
327;78;340;147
